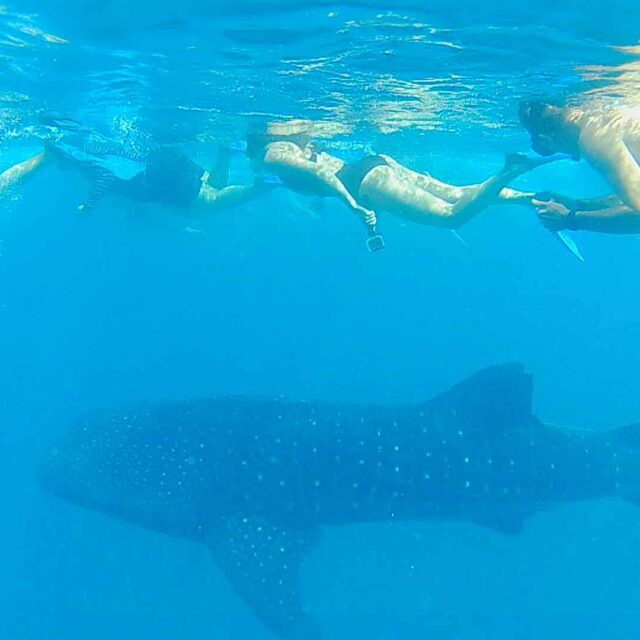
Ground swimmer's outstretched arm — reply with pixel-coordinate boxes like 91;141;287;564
0;151;50;195
531;192;640;234
196;183;265;211
559;203;638;234
264;146;376;227
573;204;640;233
570;194;622;211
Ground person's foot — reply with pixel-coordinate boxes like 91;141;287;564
503;152;539;174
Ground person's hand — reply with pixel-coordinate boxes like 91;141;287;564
534;190;578;210
357;205;377;227
531;192;575;231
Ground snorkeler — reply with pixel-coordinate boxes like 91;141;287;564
246;120;378;227
247;120;544;231
0;113;265;216
520;101;640;233
0;151;50;195
45;140;264;215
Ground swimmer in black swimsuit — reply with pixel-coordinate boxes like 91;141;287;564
3;114;266;215
47;142;264;215
246;120;548;232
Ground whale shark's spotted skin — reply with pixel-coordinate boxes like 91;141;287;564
39;364;640;639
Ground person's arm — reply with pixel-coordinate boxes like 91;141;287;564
264;146;376;227
573;194;621;210
571;203;640;233
531;192;640;234
532;191;621;211
197;183;264;211
0;151;50;194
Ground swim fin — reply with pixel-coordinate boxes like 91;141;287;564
554;230;585;263
450;229;470;250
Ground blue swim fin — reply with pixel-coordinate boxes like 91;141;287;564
450;230;470;250
555;230;585;263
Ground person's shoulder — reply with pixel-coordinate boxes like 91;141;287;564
581;107;636;132
576;108;625;146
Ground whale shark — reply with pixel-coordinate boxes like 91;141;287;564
38;363;640;639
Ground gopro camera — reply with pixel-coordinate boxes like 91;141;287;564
366;232;385;253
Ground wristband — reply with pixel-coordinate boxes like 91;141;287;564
565;207;579;231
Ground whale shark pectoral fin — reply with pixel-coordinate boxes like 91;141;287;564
205;515;323;640
472;509;533;536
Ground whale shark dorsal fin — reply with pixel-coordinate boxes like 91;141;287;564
429;363;533;430
205;515;323;640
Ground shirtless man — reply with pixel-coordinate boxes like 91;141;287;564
520;101;640;233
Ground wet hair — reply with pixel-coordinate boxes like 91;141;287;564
518;100;565;135
246;123;312;160
519;101;544;128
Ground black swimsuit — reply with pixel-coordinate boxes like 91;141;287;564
336;155;388;200
49;141;205;209
116;148;204;208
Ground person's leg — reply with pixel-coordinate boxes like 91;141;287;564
362;154;540;229
360;165;456;226
495;186;536;206
380;154;538;208
0;151;49;195
378;155;465;202
447;154;542;224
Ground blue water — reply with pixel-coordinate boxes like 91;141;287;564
2;1;640;639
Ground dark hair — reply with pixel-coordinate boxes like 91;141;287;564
245;128;312;160
518;101;549;128
520;99;570;129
